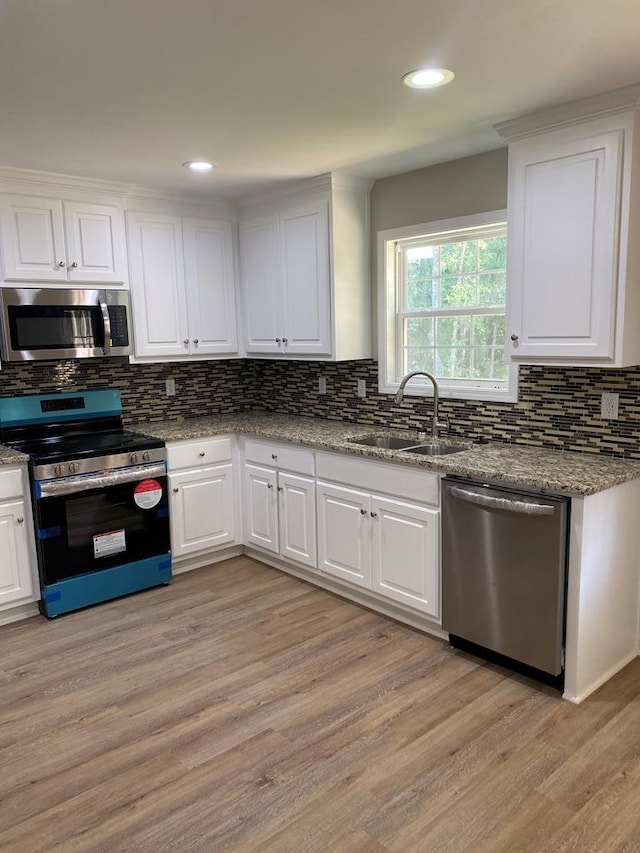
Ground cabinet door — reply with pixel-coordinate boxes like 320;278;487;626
243;463;279;554
507;128;622;360
316;481;370;588
0;499;35;607
371;495;440;618
183;217;238;356
0;194;67;282
278;472;317;569
281;198;331;355
169;464;236;558
240;216;283;354
127;212;189;358
64;201;127;284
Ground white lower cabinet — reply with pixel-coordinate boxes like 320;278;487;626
316;452;441;620
0;466;37;616
167;437;237;562
243;439;317;570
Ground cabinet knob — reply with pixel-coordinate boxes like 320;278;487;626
183;339;189;346
271;454;277;460
16;516;24;524
275;338;282;344
370;511;378;518
172;488;179;493
510;334;519;342
267;483;274;490
57;260;66;268
277;486;283;492
283;338;288;345
198;451;205;457
360;508;367;515
193;339;199;345
70;261;78;269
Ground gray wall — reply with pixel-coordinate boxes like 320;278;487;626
368;148;509;348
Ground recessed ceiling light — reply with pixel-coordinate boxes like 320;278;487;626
182;160;215;173
402;68;455;89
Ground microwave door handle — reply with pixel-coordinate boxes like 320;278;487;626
98;299;112;356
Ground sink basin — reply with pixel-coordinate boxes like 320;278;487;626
401;443;467;456
348;434;422;450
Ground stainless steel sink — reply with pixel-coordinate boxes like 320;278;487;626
401;443;467;456
348;434;422;450
348;434;468;455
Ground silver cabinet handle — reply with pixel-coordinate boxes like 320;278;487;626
271;454;277;460
449;486;555;516
370;511;377;518
16;516;24;524
172;488;179;493
70;261;78;269
267;483;274;490
183;339;189;346
283;338;288;345
510;334;519;342
275;338;281;344
57;260;66;268
193;339;199;345
198;451;205;457
277;486;283;492
360;508;367;515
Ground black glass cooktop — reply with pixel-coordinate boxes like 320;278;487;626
8;429;164;464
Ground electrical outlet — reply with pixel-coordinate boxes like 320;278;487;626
165;378;176;397
318;377;327;394
600;391;619;419
357;379;366;398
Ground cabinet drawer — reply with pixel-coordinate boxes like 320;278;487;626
0;466;25;501
167;437;232;471
316;451;439;506
244;438;315;476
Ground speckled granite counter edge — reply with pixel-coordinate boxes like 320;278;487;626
135;414;640;498
0;446;29;465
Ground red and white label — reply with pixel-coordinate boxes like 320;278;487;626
134;479;163;509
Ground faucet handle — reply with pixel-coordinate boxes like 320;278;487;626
436;415;450;434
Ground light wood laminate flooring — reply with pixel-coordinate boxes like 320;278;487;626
1;556;640;852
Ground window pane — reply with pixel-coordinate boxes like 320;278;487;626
404;348;435;374
436;348;472;378
405;317;434;347
440;275;477;307
439;241;477;276
472;314;505;346
436;316;472;347
478;236;507;271
472;347;508;380
406;247;437;309
478;272;506;306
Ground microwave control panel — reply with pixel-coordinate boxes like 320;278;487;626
108;305;130;347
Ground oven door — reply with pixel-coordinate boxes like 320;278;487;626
32;463;170;585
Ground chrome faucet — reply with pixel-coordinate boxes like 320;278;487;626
394;370;447;440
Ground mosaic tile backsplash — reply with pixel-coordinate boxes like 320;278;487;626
2;357;640;460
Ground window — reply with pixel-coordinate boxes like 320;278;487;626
378;210;517;402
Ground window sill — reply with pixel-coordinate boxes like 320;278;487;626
379;377;519;404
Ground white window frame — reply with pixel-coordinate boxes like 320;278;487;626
377;209;518;403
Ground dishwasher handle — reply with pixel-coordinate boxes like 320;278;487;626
449;485;556;516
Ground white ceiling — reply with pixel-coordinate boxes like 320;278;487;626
1;0;640;200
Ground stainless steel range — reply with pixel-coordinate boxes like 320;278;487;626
0;389;171;617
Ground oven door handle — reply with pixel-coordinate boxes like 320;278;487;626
99;298;112;356
36;462;167;498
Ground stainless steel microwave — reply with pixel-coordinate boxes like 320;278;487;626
0;288;132;362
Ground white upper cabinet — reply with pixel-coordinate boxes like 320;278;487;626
127;211;238;361
496;84;640;366
239;173;372;361
0;194;127;285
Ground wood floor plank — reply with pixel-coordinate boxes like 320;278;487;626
0;556;639;852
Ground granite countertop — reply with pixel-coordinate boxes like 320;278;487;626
0;445;29;466
135;413;640;498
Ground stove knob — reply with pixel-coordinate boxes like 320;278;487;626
68;462;77;474
54;465;62;476
131;452;139;464
142;451;150;461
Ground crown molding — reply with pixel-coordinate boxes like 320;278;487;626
494;82;640;141
0;166;133;196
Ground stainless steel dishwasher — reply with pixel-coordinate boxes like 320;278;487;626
441;476;569;686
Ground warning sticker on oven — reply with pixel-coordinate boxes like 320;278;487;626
134;479;163;509
94;529;126;559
